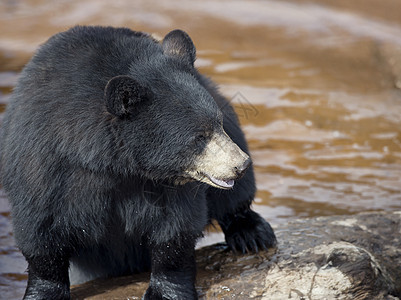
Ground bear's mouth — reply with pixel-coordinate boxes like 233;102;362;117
182;170;235;190
203;173;235;189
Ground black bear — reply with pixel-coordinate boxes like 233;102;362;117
0;26;276;299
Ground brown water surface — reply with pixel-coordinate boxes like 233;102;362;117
1;0;401;298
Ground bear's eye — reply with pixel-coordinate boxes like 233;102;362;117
194;132;208;146
197;133;205;140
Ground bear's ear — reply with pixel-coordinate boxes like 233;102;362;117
162;29;196;65
104;75;149;117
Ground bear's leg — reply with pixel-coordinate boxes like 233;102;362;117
23;253;70;300
144;234;198;300
219;208;277;254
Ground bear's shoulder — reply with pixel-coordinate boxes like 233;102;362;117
67;25;153;41
40;25;157;56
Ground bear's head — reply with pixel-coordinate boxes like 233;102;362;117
104;30;250;189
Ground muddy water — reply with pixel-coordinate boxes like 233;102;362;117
1;0;401;298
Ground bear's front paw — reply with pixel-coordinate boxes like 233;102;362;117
143;281;198;300
24;279;70;300
222;209;277;254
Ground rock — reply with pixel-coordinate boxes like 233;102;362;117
71;211;401;299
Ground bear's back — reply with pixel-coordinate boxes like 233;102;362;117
16;26;158;108
0;26;159;184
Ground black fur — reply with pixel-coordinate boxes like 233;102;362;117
0;26;276;299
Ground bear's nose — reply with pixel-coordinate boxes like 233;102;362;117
234;157;251;178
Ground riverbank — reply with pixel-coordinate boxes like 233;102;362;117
71;211;401;299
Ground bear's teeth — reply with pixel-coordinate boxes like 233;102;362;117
208;176;234;188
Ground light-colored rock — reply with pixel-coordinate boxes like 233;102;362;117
71;211;401;299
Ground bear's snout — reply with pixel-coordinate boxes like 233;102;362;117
186;130;251;189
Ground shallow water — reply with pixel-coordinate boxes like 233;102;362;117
1;0;401;298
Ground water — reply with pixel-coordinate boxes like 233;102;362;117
1;0;401;298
